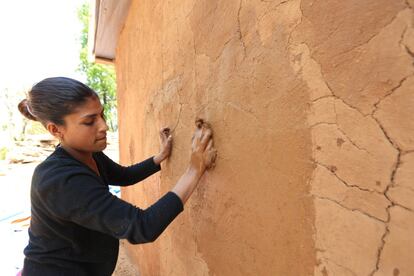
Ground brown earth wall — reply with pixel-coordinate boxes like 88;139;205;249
115;0;414;275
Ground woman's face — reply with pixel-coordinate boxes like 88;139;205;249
57;96;109;153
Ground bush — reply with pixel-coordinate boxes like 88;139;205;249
0;147;7;160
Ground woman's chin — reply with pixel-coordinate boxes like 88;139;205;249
94;140;107;151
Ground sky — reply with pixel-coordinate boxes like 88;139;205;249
0;0;86;92
0;0;88;141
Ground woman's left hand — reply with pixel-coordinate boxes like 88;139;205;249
154;127;173;165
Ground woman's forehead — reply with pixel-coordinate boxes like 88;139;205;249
72;97;103;118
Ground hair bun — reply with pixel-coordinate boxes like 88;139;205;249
18;99;37;121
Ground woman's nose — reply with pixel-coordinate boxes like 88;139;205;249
99;116;109;132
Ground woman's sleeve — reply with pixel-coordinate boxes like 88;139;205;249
97;152;161;186
44;172;183;244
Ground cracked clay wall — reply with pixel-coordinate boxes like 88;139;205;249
114;1;414;275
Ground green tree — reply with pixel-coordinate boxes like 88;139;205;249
77;3;117;131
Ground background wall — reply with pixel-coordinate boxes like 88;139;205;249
115;0;414;275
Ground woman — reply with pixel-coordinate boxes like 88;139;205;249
17;77;217;275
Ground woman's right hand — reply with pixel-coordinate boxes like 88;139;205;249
189;119;217;175
171;118;217;204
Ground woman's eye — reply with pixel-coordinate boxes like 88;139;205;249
84;121;94;126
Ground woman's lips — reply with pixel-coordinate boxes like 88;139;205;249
96;136;107;141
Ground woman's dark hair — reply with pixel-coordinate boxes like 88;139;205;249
18;77;98;126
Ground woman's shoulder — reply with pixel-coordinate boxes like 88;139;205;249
35;147;86;172
32;147;96;191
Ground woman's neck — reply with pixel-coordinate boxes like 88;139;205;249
60;143;94;165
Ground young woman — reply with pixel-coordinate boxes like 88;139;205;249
17;77;217;276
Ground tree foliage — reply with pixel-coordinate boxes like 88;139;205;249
77;3;117;131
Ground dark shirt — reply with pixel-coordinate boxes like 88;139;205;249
22;146;183;276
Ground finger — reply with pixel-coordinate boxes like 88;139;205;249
194;125;203;142
192;131;203;151
191;133;197;151
192;119;205;151
206;138;214;150
200;127;212;150
206;149;217;169
195;118;204;129
202;121;211;129
159;127;170;141
162;127;170;136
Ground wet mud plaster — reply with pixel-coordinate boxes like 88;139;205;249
115;0;314;275
114;0;414;275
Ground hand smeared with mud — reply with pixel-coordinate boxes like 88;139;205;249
159;127;173;159
190;118;217;173
153;127;173;165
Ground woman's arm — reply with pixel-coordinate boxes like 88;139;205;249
171;119;217;204
97;127;172;186
41;171;183;244
40;119;216;243
153;127;173;165
97;153;161;186
99;119;216;203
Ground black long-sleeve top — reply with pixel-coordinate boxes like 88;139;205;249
22;146;183;276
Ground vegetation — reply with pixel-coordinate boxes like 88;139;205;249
0;147;7;160
77;3;118;131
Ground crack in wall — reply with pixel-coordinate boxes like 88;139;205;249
286;0;303;48
336;126;371;155
369;139;401;275
191;34;198;102
306;13;412;117
310;122;372;155
312;95;334;102
314;161;380;194
371;115;400;150
404;45;414;58
297;29;400;276
323;7;407;61
372;74;414;113
258;0;291;22
370;23;414;113
322;257;358;276
237;0;247;58
313;195;386;223
394;202;414;212
309;122;336;129
291;2;413;275
306;43;401;193
399;26;409;46
368;206;392;276
171;103;183;133
212;99;259;122
322;74;365;116
310;96;372;156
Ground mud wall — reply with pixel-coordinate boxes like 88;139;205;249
115;0;414;275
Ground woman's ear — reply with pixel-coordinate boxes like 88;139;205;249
46;122;64;140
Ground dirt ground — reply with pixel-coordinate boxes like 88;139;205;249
0;133;139;275
113;241;139;276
